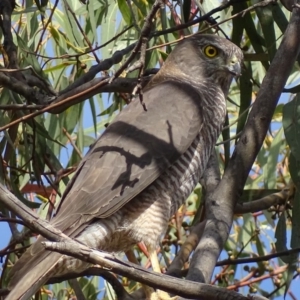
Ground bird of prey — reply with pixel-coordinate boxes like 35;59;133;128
7;34;243;300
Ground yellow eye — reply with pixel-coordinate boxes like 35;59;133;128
204;45;218;58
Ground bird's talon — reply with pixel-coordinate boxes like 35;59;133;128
146;288;177;300
156;290;178;300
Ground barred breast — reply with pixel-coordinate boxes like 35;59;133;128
54;87;226;275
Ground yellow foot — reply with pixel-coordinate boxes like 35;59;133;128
155;290;178;300
145;246;178;300
150;290;177;300
144;286;158;300
145;287;177;300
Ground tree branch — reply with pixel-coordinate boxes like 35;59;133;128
235;189;291;214
42;239;257;300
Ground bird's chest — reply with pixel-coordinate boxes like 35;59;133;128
156;132;209;216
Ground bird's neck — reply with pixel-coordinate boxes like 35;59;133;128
145;63;207;92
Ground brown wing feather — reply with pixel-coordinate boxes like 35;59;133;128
7;251;63;300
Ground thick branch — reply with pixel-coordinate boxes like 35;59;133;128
0;75;155;132
59;43;136;95
49;76;152;114
0;71;50;103
235;189;290;214
43;240;253;300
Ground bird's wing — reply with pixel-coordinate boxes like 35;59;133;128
7;80;204;299
7;251;64;300
51;79;204;235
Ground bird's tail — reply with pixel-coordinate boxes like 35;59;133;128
6;241;64;300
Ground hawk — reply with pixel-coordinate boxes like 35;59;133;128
7;34;243;300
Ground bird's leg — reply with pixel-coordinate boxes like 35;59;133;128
148;247;177;300
125;249;155;299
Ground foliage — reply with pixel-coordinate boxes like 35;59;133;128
0;0;299;299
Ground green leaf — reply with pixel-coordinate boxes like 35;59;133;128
255;1;276;61
275;212;290;263
272;4;289;33
231;4;244;46
77;276;99;300
101;2;118;59
289;154;300;190
222;113;230;166
254;233;266;275
239;214;253;254
283;94;300;162
87;0;97;42
32;119;65;147
183;0;191;23
264;127;283;189
88;97;98;137
236;62;252;136
16;34;44;76
11;180;42;209
62;1;85;48
235;1;269;69
284;264;297;298
291;189;300;250
283;94;300;188
104;279;116;300
117;0;131;25
82;135;96;147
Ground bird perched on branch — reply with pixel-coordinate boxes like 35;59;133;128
7;34;243;300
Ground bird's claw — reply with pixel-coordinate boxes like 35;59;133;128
151;290;178;300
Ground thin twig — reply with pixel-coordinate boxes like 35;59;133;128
222;103;253;131
62;128;83;159
216;131;242;145
110;0;165;82
35;0;59;53
26;25;134;61
63;0;100;63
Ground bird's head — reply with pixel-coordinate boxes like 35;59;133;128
162;34;243;95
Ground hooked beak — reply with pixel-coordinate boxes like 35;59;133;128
226;56;241;76
228;62;241;76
